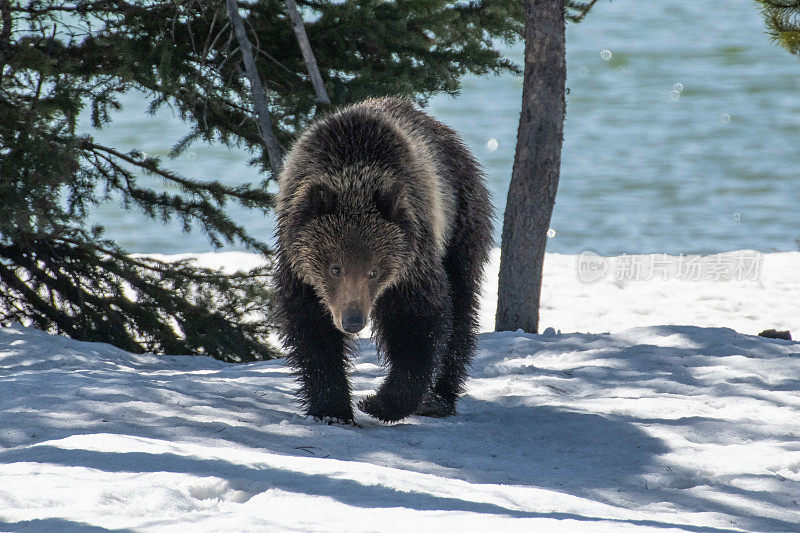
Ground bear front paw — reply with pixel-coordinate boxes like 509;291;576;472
312;415;362;428
358;395;391;422
307;405;354;425
414;391;456;418
357;394;416;423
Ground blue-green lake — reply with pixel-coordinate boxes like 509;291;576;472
85;0;800;255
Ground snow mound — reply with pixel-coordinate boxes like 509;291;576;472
1;323;799;531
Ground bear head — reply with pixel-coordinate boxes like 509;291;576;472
285;177;414;334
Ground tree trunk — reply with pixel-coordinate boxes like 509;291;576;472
284;0;331;105
495;0;566;333
225;0;284;175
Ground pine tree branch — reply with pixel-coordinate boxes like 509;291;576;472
8;1;140;15
567;0;600;23
225;0;284;175
56;235;270;282
82;138;258;201
9;248;148;353
1;238;275;360
757;0;800;56
284;0;330;104
0;258;78;337
89;149;261;250
252;42;298;77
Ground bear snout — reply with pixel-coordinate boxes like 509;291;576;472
342;305;367;334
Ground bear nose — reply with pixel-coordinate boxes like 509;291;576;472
342;308;366;333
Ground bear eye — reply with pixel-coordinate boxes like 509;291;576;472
330;265;341;277
368;269;378;279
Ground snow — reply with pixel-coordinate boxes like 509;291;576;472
480;249;799;336
148;249;800;336
1;251;799;531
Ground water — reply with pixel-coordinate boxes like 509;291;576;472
85;0;800;255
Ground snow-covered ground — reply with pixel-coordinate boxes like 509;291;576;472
149;249;800;336
481;249;799;337
1;251;799;531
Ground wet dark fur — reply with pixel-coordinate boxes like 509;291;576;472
274;98;492;423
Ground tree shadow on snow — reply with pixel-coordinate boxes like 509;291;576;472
0;518;132;532
3;325;799;531
0;444;739;533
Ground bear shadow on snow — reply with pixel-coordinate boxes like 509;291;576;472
274;97;492;424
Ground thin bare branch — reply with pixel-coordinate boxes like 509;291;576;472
206;19;230;60
284;0;330;104
225;0;284;174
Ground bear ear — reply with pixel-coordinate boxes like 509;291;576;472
374;180;409;226
301;183;338;220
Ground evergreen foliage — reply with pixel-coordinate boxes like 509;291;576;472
0;0;523;361
565;0;600;23
757;0;800;56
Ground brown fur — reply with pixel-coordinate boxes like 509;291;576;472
277;99;456;289
274;97;492;422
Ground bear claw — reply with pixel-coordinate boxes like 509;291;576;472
312;415;361;428
414;391;456;418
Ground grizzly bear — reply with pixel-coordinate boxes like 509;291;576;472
274;97;492;423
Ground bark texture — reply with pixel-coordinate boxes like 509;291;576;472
225;0;284;174
495;0;566;333
284;0;331;105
